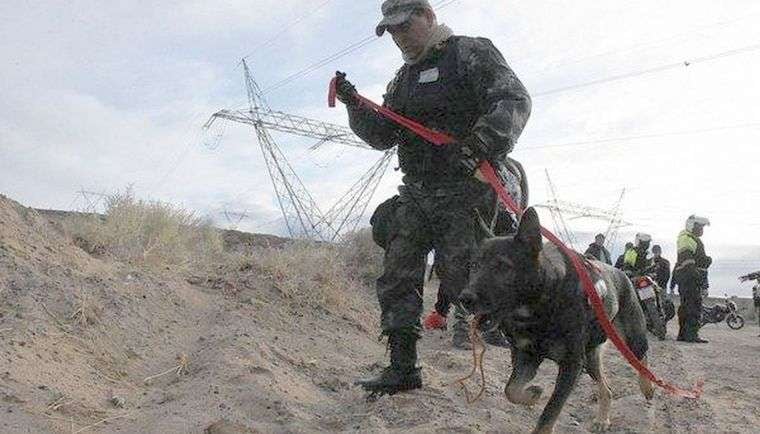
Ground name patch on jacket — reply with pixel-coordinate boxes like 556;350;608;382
418;68;440;83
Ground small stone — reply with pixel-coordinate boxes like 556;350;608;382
111;395;126;408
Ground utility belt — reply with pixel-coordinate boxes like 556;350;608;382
673;265;709;289
400;157;526;204
400;176;488;198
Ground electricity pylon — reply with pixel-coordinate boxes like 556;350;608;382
73;190;109;214
535;170;632;252
204;60;394;242
537;170;578;250
221;207;249;231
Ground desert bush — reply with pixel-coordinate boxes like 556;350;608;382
339;228;383;284
253;241;356;310
65;190;223;271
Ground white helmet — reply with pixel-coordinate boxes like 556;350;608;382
685;215;710;232
634;233;652;247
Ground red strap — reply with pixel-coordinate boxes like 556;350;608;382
328;76;338;108
328;79;703;399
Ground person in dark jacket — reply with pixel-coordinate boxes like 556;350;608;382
584;233;612;264
335;0;531;397
651;244;671;293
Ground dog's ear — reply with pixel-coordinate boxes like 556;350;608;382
516;207;542;257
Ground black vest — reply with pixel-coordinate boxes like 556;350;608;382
386;37;481;183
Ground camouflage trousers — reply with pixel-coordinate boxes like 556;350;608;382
375;180;498;333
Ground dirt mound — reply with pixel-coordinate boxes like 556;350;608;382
2;193;758;433
0;194;378;433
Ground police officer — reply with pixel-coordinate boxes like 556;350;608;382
335;0;531;396
622;233;652;278
615;242;634;270
674;215;712;343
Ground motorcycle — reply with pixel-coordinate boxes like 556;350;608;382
632;275;669;340
701;294;745;330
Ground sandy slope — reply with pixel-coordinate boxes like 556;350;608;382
1;194;758;433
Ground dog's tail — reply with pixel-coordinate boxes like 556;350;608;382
613;273;655;400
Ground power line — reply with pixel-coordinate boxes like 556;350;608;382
525;12;760;76
263;35;377;94
534;42;760;98
525;123;760;152
240;0;334;61
519;121;760;151
261;0;460;94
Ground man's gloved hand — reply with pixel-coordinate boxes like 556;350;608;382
335;71;359;107
456;135;490;180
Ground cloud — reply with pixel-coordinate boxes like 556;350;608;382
1;0;759;254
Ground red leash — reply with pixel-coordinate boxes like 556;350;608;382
328;78;703;399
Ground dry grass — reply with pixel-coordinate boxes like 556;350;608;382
254;242;356;310
64;189;379;316
64;189;223;271
339;228;383;285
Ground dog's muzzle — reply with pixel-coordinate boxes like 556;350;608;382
459;291;501;333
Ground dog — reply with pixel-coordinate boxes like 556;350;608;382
459;208;654;434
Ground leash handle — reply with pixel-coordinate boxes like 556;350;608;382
328;79;703;399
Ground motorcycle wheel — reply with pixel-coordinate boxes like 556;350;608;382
727;315;745;330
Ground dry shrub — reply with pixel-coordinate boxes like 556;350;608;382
254;242;356;310
339;228;383;284
65;190;223;271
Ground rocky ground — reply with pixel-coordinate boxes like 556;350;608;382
1;194;758;433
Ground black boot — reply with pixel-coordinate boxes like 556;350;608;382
355;328;422;399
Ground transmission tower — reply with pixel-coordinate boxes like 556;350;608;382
221;207;249;231
602;189;628;253
535;171;632;252
74;190;108;214
537;170;578;249
204;60;394;242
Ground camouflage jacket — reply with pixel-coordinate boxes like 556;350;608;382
347;35;531;184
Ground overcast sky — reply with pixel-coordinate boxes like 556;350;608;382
1;0;759;292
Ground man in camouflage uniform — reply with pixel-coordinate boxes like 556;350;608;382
335;0;531;396
674;215;712;343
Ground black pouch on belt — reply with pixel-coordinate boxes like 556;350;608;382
369;195;400;249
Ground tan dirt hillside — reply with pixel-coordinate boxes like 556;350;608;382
1;193;758;433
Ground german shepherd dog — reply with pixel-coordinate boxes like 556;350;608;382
459;208;654;433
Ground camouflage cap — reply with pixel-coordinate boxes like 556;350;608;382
376;0;433;36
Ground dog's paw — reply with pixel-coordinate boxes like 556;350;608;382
525;385;543;406
591;418;611;432
507;384;543;406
